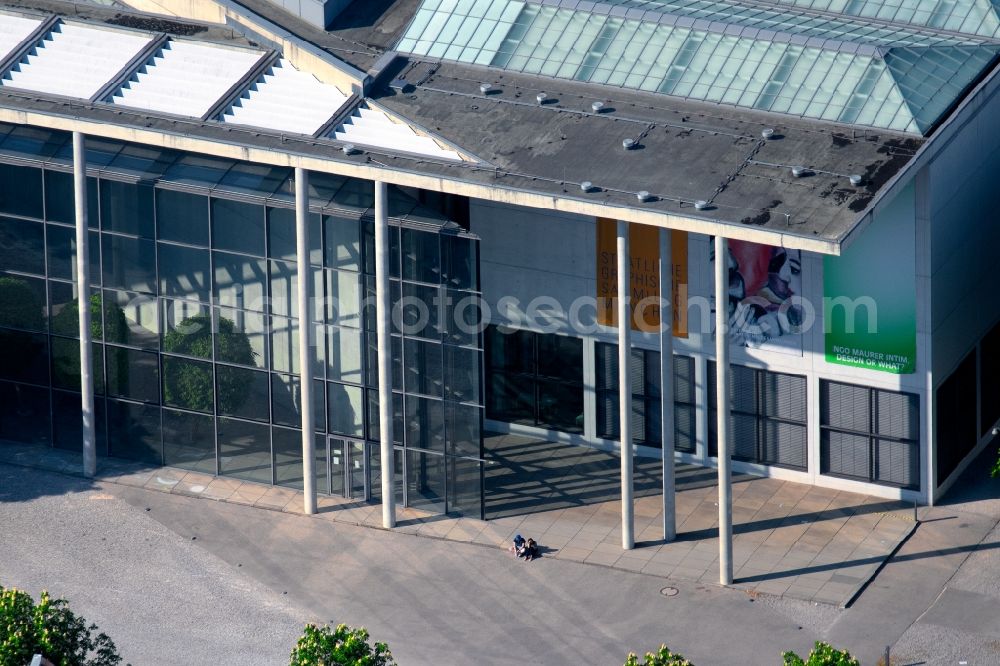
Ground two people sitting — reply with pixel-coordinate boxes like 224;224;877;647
511;534;538;561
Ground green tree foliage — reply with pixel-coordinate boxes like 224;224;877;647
0;587;122;666
162;315;255;413
624;645;693;666
0;276;44;331
50;293;128;343
782;641;860;666
289;624;395;666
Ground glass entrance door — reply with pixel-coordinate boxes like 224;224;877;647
329;436;367;500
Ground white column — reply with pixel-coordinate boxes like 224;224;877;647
295;167;316;515
375;181;396;528
74;132;96;479
618;220;634;550
660;229;675;542
714;235;733;585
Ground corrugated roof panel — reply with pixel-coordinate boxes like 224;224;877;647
0;13;43;63
331;103;463;161
111;40;263;118
221;58;350;135
2;21;152;99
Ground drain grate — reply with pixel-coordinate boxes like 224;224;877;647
660;586;679;597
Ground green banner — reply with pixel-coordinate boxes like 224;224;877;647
824;183;917;374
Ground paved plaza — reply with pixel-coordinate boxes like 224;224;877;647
0;434;915;607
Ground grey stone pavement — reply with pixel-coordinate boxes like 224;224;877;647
2;439;999;664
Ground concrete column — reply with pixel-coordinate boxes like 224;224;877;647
375;181;396;528
74;132;96;479
714;235;733;585
617;220;634;550
295;167;316;515
659;229;675;542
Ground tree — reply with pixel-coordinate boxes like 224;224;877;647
0;587;123;666
162;314;255;413
624;645;693;666
289;624;395;666
782;642;859;666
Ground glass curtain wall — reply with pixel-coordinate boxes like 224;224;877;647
0;123;485;518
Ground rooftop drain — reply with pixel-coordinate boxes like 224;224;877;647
479;83;492;95
791;165;810;178
536;92;547;104
591;101;604;113
694;200;710;210
623;138;636;150
580;181;593;192
761;128;775;140
637;190;651;202
849;174;864;186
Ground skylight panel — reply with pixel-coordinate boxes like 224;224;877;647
0;13;43;64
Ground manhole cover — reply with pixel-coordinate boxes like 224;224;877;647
660;586;679;597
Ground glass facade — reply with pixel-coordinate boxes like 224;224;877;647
397;0;1000;134
0;123;485;518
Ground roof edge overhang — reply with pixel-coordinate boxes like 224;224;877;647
0;104;843;255
838;54;1000;253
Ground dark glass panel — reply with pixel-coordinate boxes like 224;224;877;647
44;171;97;226
447;456;482;517
400;282;441;339
161;299;211;358
444;344;480;403
441;234;477;290
0;328;48;385
362;219;399;277
404;338;443;397
216;364;269;421
0;217;44;274
365;332;402;390
162;355;214;413
162;408;215;473
211;198;264;256
216;163;290;199
156;189;209;246
160;154;232;189
52;391;107;456
0;381;50;445
158;243;211;303
213;251;268;312
0;164;42;218
0;274;46;332
404;395;445;451
487;373;534;424
99;180;154;237
446;402;481;458
405;449;446;513
51;337;105;395
537;379;584;433
328;381;364;438
267;207;321;265
107;399;161;464
327;269;361;328
537;334;583;382
45;225;99;284
270;373;324;432
48;282;91;338
324;215;360;272
443;289;481;347
366;389;404;445
218;417;272;484
400;228;440;283
273;427;328;492
486;326;533;374
105;346;159;403
214;307;267;368
103;289;158;348
101;234;156;294
327;325;363;384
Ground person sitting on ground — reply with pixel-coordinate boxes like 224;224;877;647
523;538;538;561
511;534;525;556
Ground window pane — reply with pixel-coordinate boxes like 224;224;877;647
273;427;327;492
44;171;97;226
45;225;100;284
161;300;211;358
366;389;404;445
162;355;214;413
537;378;583;433
52;391;107;456
443;289;481;347
400;282;441;339
218;417;272;483
0;217;44;275
327;269;361;328
270;373;324;431
444;344;480;403
100;180;154;237
268;207;321;265
327;326;363;384
406;449;446;513
162;408;215;473
107;399;161;464
821;430;870;481
0;381;50;445
486;326;533;374
324;215;360;272
328;381;364;437
51;337;104;395
0;274;46;331
105;346;159;403
211;198;264;256
158;243;211;303
442;234;477;290
0;164;42;218
446;401;481;458
404;338;443;397
401;228;440;283
104;289;158;349
215;308;267;368
213;251;268;312
447;455;482;517
365;332;402;390
156;189;208;246
487;372;534;424
216;364;269;421
102;234;156;294
0;328;48;384
404;395;445;451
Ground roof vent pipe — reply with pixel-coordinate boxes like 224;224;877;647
536;92;547;104
580;181;593;192
791;165;809;178
694;200;709;210
637;190;651;202
623;138;635;150
761;128;774;140
342;143;357;155
479;83;492;95
592;101;604;113
849;174;864;186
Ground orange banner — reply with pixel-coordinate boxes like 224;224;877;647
596;218;688;336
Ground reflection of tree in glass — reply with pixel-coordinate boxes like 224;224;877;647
51;293;129;390
0;276;44;331
162;314;255;413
